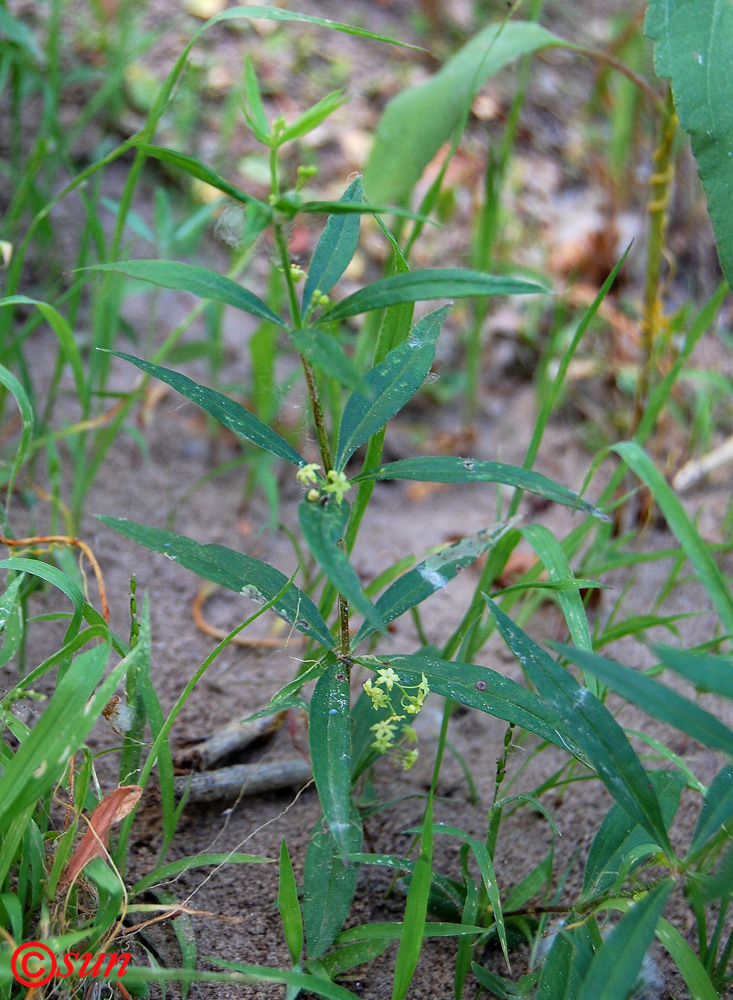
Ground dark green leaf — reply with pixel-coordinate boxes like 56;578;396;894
98;517;334;648
298;499;385;634
86;261;285;326
488;601;670;851
336;306;449;470
577;880;673;1000
553;642;733;759
106;352;305;467
689;765;733;857
309;666;357;861
304;808;362;958
364;22;567;204
645;0;733;286
289;326;367;394
654;642;733;698
355;456;608;521
320;269;546;322
304;177;363;309
393;796;433;1000
536;922;595;1000
279;839;303;965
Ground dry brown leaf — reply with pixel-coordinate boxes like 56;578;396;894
61;785;142;887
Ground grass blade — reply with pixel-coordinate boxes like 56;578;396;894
655;917;719;1000
654;642;733;698
392;796;433;1000
0;362;34;512
98;517;334;648
279;839;304;965
688;764;733;858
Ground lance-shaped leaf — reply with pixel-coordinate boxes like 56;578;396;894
336;306;449;470
487;600;671;852
61;785;143;886
653;642;733;699
304;805;363;958
319;269;546;323
553;642;733;759
299;499;385;634
364;22;568;204
645;0;733;287
355;456;608;521
376;653;578;754
85;260;285;326
106;352;305;468
354;519;517;646
309;665;356;861
303;177;363;310
98;517;334;648
688;765;733;858
289;326;367;394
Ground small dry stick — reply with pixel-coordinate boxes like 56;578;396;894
174;759;312;806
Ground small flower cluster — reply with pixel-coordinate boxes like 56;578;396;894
363;667;429;770
296;465;352;504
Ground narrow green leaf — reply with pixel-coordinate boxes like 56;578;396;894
356;456;608;521
688;765;733;857
298;499;384;634
320;269;546;322
336;306;449;470
613;441;733;637
86;260;285;326
289;326;367;394
105;352;305;467
364;22;567;204
536;922;595;1000
304;808;362;958
304;177;363;310
654;642;733;698
645;0;733;286
0;557;84;613
98;517;334;648
0;362;34;507
205;6;423;48
392;796;433;1000
487;601;671;851
309;665;356;861
655;917;719;1000
553;642;733;759
243;57;270;141
578;880;673;1000
279;839;304;965
354;520;516;646
278;89;347;144
132;853;273;895
374;652;577;753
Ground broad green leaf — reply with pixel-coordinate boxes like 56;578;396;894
654;642;733;699
688;765;733;858
355;456;608;521
645;0;733;286
577;880;673;1000
354;519;516;646
320;269;546;322
372;652;578;753
364;22;567;204
303;177;363;310
298;499;385;634
278;839;303;965
336;306;449;470
487;601;671;852
613;441;733;637
655;918;720;1000
392;796;433;1000
581;771;684;902
86;261;285;326
106;352;305;467
553;642;733;759
304;807;362;958
289;326;367;394
98;517;334;648
309;665;356;861
134;144;273;217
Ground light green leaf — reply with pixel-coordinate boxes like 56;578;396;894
553;642;733;758
645;0;733;286
243;56;270;141
298;499;384;634
320;269;546;322
577;880;673;1000
106;352;305;467
655;918;719;1000
131;853;273;896
309;665;356;861
278;89;347;144
356;456;608;521
336;306;449;470
304;177;363;310
86;260;285;326
279;839;303;965
487;601;671;851
304;807;362;958
97;517;334;648
364;22;567;204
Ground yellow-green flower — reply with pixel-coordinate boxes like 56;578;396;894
323;469;352;504
402;749;418;770
296;463;321;485
376;666;400;690
364;678;389;709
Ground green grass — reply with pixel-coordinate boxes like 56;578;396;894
1;1;733;997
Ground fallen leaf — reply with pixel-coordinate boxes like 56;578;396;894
61;785;142;888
